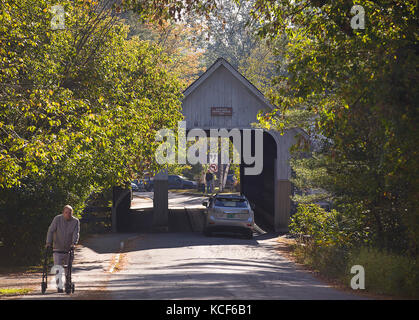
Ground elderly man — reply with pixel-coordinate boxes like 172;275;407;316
45;205;80;292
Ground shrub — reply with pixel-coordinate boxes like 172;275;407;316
292;242;348;280
289;204;419;298
289;204;352;247
347;247;419;298
0;179;88;266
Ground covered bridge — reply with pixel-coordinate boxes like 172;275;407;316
182;57;302;232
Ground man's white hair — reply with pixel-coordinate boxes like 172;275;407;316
63;205;73;213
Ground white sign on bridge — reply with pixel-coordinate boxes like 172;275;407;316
209;152;218;164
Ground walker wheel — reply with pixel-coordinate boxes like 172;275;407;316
41;282;47;294
65;283;71;294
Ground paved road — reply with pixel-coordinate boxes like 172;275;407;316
19;231;363;300
105;232;361;300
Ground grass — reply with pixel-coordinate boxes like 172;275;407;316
347;247;419;298
0;288;33;296
289;241;419;299
292;243;348;281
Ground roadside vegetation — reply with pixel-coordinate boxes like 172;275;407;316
0;288;33;296
0;0;194;265
289;205;419;298
250;0;418;298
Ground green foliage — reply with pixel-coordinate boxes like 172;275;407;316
123;14;205;88
123;0;217;26
290;204;419;297
252;0;419;255
347;247;419;298
0;0;184;265
292;242;348;280
239;36;287;102
0;0;184;188
292;242;419;298
0;288;33;296
289;204;369;248
196;0;259;69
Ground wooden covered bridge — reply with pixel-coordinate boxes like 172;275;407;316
112;58;302;233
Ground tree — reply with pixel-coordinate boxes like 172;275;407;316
0;0;184;265
238;36;286;101
252;0;419;253
123;12;206;87
195;0;260;69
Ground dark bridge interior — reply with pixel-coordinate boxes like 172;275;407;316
199;129;277;230
114;129;278;232
240;131;276;230
186;129;277;230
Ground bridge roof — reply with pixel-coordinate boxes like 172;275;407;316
183;57;276;111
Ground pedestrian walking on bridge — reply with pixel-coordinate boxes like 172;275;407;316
205;170;214;194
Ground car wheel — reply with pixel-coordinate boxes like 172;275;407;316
65;283;71;294
41;282;47;294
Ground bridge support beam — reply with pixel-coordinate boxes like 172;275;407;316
274;180;292;232
272;129;300;233
112;186;131;232
153;170;169;231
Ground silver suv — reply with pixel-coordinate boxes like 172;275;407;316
202;194;255;239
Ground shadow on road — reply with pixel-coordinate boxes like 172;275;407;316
98;240;363;300
80;226;281;255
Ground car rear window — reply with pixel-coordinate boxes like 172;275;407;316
214;198;247;208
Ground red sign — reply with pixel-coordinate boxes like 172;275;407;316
209;164;218;173
211;107;232;116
